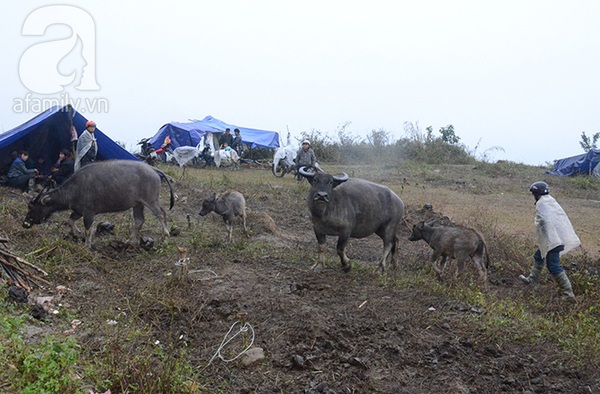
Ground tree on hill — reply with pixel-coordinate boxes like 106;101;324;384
580;131;599;152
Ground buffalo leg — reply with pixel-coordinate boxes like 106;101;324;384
83;214;96;248
131;203;145;242
242;210;248;236
67;211;83;238
146;202;169;240
336;235;351;273
472;255;489;288
376;227;397;272
223;214;234;243
431;252;444;280
311;232;327;272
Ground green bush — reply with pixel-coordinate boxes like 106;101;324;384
0;303;83;394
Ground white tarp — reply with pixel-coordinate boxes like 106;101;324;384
214;149;239;168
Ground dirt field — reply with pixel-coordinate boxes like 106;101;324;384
2;162;599;393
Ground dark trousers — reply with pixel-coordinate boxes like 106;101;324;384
8;174;34;191
534;245;565;275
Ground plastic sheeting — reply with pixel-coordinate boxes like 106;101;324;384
192;116;280;149
534;195;581;256
546;149;600;177
172;146;201;167
214;149;239;168
272;144;297;173
149;121;219;151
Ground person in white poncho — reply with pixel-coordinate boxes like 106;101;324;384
75;120;98;171
519;181;580;300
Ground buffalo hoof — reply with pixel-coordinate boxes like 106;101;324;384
139;236;155;250
342;265;352;273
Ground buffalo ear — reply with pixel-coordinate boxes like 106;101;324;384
210;193;217;202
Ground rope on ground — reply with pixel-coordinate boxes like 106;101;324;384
188;269;220;281
200;320;255;372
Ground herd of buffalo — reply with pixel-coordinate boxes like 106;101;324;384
21;159;490;284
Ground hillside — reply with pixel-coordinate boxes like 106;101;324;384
1;159;599;393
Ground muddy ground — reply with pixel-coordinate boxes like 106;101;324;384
2;165;599;393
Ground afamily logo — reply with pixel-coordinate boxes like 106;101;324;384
14;5;108;114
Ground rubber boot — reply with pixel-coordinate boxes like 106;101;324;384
519;262;544;285
553;271;576;301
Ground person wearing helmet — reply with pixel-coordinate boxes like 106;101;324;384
75;120;98;171
295;140;319;183
519;181;580;301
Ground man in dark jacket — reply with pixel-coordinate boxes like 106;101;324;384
295;140;320;182
232;128;244;157
219;128;234;149
7;151;38;196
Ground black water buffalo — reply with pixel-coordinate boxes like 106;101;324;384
199;190;248;243
299;167;405;273
408;221;490;285
23;160;174;247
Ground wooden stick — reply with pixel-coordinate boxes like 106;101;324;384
0;251;48;276
0;260;51;286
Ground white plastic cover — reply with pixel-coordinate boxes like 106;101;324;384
74;130;96;171
172;146;200;167
214;149;239;167
534;195;581;256
272;145;297;172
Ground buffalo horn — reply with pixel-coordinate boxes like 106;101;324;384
332;173;349;183
298;166;316;179
39;194;51;205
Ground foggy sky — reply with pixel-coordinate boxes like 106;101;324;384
2;1;600;165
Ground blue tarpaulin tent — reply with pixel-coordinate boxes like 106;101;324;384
151;116;280;150
546;149;600;177
194;116;280;149
0;105;137;175
149;121;220;150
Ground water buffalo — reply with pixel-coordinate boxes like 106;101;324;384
298;167;405;273
408;221;490;285
199;190;247;243
23;160;174;247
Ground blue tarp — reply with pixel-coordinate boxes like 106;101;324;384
196;116;280;149
152;116;280;150
546;149;600;177
149;121;219;150
0;105;137;174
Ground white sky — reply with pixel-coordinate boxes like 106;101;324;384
1;1;600;165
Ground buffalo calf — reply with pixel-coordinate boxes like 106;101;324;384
408;221;490;285
199;191;247;243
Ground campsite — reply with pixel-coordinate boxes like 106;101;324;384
1;108;600;393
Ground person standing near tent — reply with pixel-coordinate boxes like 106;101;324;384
519;181;580;301
7;151;38;196
75;120;98;171
219;128;234;149
232;128;243;157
